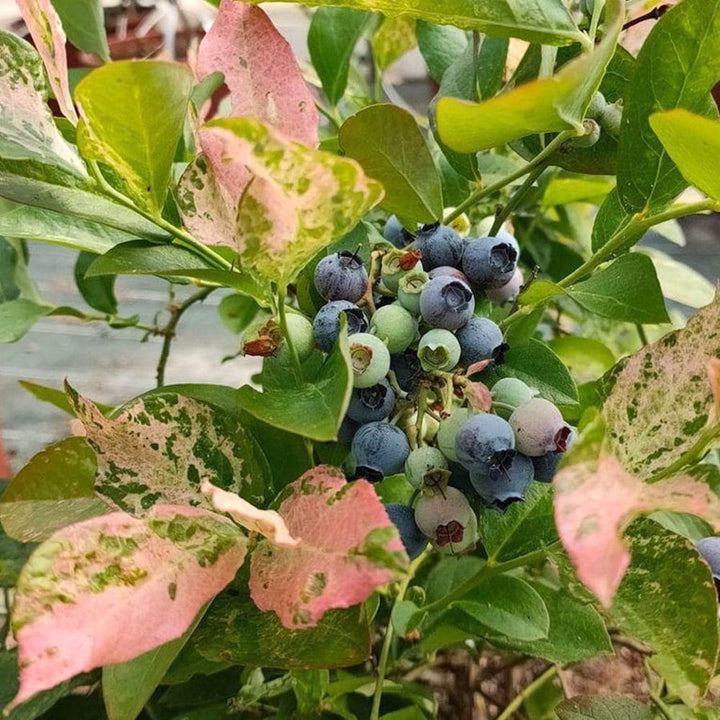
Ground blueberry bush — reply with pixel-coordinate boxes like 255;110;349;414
2;0;720;718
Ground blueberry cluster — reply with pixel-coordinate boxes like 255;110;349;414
287;220;572;559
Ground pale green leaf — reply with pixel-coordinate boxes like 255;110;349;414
639;248;715;309
50;0;110;62
0;299;50;343
372;16;417;71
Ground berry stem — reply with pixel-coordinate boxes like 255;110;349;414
495;664;559;720
489;164;546;237
443;129;578;225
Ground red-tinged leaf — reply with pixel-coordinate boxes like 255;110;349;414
201;479;300;547
249;466;408;629
196;0;318;147
554;454;720;605
464;380;492;412
466;359;492;376
7;505;246;711
709;357;720;422
16;0;78;123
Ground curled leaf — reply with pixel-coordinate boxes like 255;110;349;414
201;479;300;547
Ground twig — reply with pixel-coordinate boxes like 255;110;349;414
156;287;213;387
495;665;559;720
648;688;673;720
636;323;649;347
622;5;670;32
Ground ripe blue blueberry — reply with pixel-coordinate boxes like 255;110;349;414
384;503;427;559
414;486;476;552
417;328;461;372
509;398;572;457
419;276;475;331
352;421;411;480
384;215;414;248
413;223;464;270
313;300;367;352
314;251;369;302
347;378;396;424
491;378;537;419
428;266;470;283
455;413;516;473
338;415;359;444
531;452;562;483
696;537;720;580
397;269;429;316
462;236;518;289
348;333;391;388
486;267;523;305
470;453;534;509
405;446;449;489
390;350;423;393
456;317;507;368
370;303;418;354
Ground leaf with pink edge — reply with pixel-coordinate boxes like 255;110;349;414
249;466;408;629
6;505;247;712
186;119;383;283
65;384;269;516
15;0;78;123
196;0;318;147
554;452;720;606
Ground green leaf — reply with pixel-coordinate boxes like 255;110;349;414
74;251;117;314
339;104;443;223
640;248;715;309
547;337;616;384
542;176;615;208
649;109;720;203
186;589;370;670
479;483;557;562
415;21;468;83
0;299;50;343
452;575;550;641
602;293;720;480
19;380;112;417
50;0;110;62
435;0;623;152
243;0;584;46
102;609;206;720
424;556;485;605
235;330;353;442
565;253;669;323
0;237;40;305
611;519;719;706
218;294;259;334
490;580;612;666
0;524;33;587
0;32;87;177
476;36;509;100
590;187;635;253
0;437;107;542
372;16;417;71
0;204;138;254
75;61;193;214
308;8;370;105
616;0;720;212
481;339;578;409
556;696;653;720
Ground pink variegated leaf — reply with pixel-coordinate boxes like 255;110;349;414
466;359;492;376
249;466;408;629
196;0;318;146
708;357;720;422
7;505;246;711
554;454;720;606
201;479;300;547
16;0;77;123
464;380;492;412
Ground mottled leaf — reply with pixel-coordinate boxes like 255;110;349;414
554;454;720;605
249;466;408;629
0;32;85;176
16;0;78;123
372;16;416;71
195;118;383;283
66;385;268;515
435;0;623;152
616;0;720;212
603;293;720;479
7;506;245;711
197;0;318;146
201;479;299;547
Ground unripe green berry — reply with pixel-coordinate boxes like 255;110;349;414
418;329;461;372
397;269;429;315
349;332;391;388
405;446;449;489
491;377;538;419
370;303;418;354
276;312;315;363
437;406;474;462
380;250;422;293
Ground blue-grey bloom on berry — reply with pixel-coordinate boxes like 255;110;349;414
437;407;474;462
384;215;415;248
352;421;410;480
314;250;369;302
349;332;391;388
470;453;534;509
419;276;475;331
418;328;461;372
428;266;470;283
462;236;518;289
384;503;427;559
696;537;720;580
313;300;367;352
390;350;423;394
486;267;523;305
456;317;507;368
509;398;572;457
347;378;396;424
413;223;464;270
455;413;515;474
370;303;418;354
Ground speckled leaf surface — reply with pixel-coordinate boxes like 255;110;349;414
7;505;246;712
193;120;383;283
15;0;77;123
611;519;719;706
66;385;268;515
249;466;408;629
556;695;653;720
603;294;720;479
196;0;318;147
0;32;85;176
240;0;584;46
554;454;720;605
